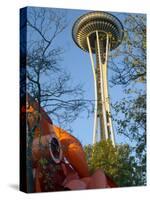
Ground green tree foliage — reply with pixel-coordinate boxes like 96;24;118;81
84;140;146;187
112;91;146;182
110;14;146;85
109;14;146;184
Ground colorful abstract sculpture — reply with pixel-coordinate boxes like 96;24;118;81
22;94;117;192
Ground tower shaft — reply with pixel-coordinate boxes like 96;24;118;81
87;31;115;145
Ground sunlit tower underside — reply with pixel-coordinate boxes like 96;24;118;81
72;11;124;145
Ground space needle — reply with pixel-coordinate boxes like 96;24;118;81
72;11;124;145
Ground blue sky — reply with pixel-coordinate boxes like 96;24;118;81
27;7;146;146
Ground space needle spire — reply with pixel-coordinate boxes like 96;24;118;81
72;11;124;145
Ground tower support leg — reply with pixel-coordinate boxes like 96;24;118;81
87;36;98;144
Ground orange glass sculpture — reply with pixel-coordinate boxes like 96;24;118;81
23;94;117;192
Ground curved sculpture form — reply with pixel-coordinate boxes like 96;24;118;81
53;125;89;178
72;11;124;145
23;94;117;192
